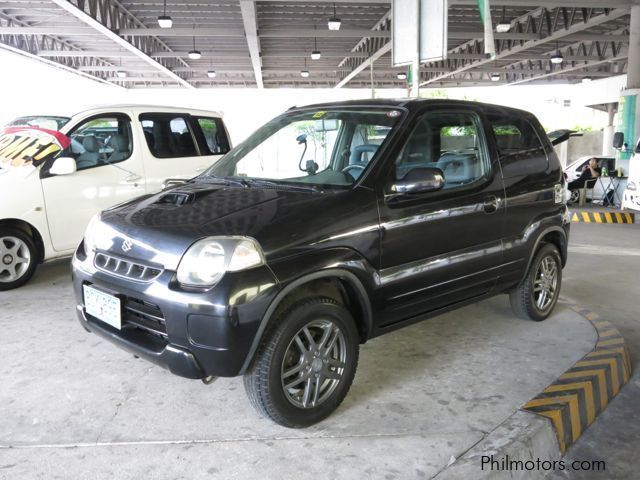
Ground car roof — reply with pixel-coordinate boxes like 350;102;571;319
73;104;224;118
289;98;533;117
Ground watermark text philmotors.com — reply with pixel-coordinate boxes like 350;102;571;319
481;455;605;472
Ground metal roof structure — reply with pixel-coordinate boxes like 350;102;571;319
0;0;635;89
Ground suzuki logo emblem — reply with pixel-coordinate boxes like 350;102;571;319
121;239;133;253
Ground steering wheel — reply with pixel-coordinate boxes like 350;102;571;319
341;164;366;180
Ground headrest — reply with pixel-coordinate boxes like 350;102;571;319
82;136;99;152
109;134;128;152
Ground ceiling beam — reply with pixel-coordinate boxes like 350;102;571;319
37;50;135;58
421;7;631;86
507;54;628;85
49;0;193;89
335;43;391;88
239;0;263;89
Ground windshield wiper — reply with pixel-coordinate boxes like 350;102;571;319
242;178;320;192
198;176;252;188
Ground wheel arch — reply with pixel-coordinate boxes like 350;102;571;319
0;218;45;263
524;226;568;275
240;268;373;375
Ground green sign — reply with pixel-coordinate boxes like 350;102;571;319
617;93;637;161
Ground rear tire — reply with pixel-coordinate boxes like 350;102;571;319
0;227;38;291
510;243;562;321
243;297;359;428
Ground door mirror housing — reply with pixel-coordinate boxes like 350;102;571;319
393;167;445;196
613;132;624;149
49;156;77;176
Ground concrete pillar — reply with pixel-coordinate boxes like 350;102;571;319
602;103;616;156
628;5;640;90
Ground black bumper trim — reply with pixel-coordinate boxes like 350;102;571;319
76;306;205;379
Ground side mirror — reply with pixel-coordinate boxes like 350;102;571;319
636;138;640;154
296;134;307;144
50;156;77;176
393;167;445;196
613;132;624;149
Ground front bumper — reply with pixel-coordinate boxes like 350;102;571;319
622;188;640;212
72;243;280;378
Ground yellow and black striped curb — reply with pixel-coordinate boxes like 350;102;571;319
522;307;632;453
570;211;635;224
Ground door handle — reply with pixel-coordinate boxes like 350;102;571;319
125;173;142;183
483;196;500;214
196;166;207;173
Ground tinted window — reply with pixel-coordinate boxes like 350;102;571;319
195;117;230;155
140;114;198;158
67;116;132;171
489;114;548;176
396;111;489;190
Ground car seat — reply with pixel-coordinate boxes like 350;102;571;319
437;153;479;185
178;132;197;156
107;135;130;163
76;136;100;169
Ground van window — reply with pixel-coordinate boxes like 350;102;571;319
489;114;548;176
194;117;230;155
396;111;489;190
67;116;132;171
140;114;198;158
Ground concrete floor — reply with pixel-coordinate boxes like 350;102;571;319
0;223;636;479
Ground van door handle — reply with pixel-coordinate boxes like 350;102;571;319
126;173;142;183
196;165;207;173
483;196;500;214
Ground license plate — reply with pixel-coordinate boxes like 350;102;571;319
83;285;122;330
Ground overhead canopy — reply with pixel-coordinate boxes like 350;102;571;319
0;0;633;89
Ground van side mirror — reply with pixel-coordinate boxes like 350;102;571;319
49;156;77;176
392;167;445;196
613;132;624;149
636;138;640;154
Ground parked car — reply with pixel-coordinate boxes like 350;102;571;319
621;136;640;211
72;99;569;427
5;115;71;131
0;105;231;290
564;155;615;204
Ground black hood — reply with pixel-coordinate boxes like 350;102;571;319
99;180;379;269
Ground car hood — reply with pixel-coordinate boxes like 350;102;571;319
98;180;377;270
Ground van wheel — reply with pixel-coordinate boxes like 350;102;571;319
568;189;579;204
243;297;359;428
0;227;38;291
510;243;562;321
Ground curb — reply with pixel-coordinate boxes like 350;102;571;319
434;306;632;479
570;211;635;224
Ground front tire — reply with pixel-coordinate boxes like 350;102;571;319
243;297;359;428
0;227;38;291
510;243;562;321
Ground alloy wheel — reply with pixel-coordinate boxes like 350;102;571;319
0;236;32;283
533;255;558;310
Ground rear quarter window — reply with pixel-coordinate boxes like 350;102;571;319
490;115;548;177
194;117;230;155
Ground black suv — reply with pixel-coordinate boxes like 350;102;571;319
72;100;569;427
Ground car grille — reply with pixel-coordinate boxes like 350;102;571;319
122;297;167;338
94;252;162;282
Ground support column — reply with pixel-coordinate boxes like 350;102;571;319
602;103;617;156
628;5;640;90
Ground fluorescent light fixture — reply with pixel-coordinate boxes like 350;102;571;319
116;70;127;78
311;50;321;60
188;50;201;60
158;15;173;28
491;73;500;81
328;3;341;30
496;23;511;33
207;70;216;78
550;52;563;64
582;76;592;83
300;70;310;78
397;72;407;80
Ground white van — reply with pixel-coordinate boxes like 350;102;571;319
621;137;640;211
0;105;231;289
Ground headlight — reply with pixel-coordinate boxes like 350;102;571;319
627;181;637;191
176;236;265;287
83;212;101;254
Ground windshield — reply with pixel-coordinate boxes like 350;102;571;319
206;107;403;187
7;116;70;131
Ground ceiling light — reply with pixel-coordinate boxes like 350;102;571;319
157;0;172;28
300;70;310;78
582;76;592;83
207;70;216;78
116;70;127;78
328;3;341;30
491;73;500;81
397;72;407;80
188;50;202;60
158;16;173;29
496;23;511;33
311;50;321;60
550;52;563;64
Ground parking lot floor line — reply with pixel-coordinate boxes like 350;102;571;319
522;306;632;454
